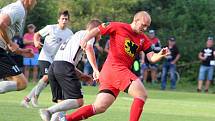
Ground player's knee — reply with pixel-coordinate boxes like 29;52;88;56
17;80;27;90
16;78;28;91
77;99;84;107
95;104;108;114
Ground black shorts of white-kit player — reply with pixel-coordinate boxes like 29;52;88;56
48;61;83;103
0;48;22;78
38;60;51;77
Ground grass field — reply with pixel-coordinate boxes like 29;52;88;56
0;83;215;121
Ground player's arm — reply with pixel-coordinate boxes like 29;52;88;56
147;47;170;63
85;44;99;80
75;68;93;82
80;28;100;49
34;32;43;49
0;14;19;51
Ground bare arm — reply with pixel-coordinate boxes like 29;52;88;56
85;44;100;80
34;32;43;49
85;45;98;72
147;47;170;63
75;67;93;82
80;28;100;49
0;14;12;44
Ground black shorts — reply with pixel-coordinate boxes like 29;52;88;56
38;60;51;77
0;48;22;78
48;61;83;103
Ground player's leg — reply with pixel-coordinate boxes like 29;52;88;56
21;61;50;107
66;92;116;121
40;61;85;121
34;61;50;97
0;73;28;93
205;66;214;92
170;64;176;89
127;78;148;121
0;52;27;93
197;65;206;92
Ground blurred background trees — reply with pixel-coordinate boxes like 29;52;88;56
1;0;215;82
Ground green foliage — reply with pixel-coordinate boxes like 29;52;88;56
1;0;215;82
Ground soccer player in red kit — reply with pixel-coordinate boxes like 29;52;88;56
61;11;170;121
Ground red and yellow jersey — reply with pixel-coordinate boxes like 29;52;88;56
98;22;152;68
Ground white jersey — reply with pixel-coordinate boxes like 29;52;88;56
54;30;95;66
38;24;73;63
0;0;26;50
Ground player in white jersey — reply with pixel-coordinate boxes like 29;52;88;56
39;19;101;121
21;10;73;108
0;0;37;94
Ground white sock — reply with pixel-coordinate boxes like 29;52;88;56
0;81;17;94
26;86;37;100
50;112;65;121
48;99;79;114
35;79;47;97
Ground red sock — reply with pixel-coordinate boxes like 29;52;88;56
66;104;96;121
130;98;145;121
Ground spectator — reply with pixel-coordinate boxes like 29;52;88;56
141;30;161;83
83;40;103;86
11;33;24;71
197;37;215;93
161;37;180;90
23;24;39;83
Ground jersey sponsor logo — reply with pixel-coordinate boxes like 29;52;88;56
125;38;139;58
101;22;110;28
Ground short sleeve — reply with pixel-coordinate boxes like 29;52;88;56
3;8;24;25
98;22;116;35
38;25;52;37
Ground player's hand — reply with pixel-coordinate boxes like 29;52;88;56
81;74;94;83
158;47;170;57
93;70;100;82
34;40;43;49
7;42;19;52
20;48;34;58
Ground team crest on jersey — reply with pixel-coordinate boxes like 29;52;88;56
101;22;110;28
125;38;139;58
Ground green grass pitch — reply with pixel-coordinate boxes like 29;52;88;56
0;83;215;121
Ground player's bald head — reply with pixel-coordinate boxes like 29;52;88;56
86;19;102;30
133;11;151;25
131;11;151;34
21;0;37;11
